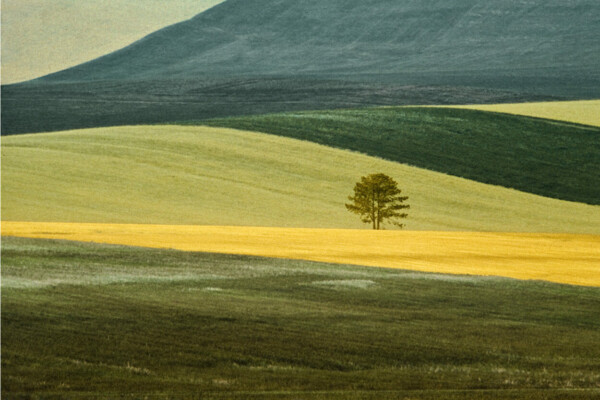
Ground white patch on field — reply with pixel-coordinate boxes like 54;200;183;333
397;272;511;283
69;359;152;375
246;364;298;371
212;378;233;386
1;273;228;289
397;272;479;283
203;287;223;292
313;279;377;289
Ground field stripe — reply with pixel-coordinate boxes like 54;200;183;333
441;100;600;127
3;221;599;287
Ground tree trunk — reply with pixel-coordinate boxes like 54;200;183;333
372;188;376;229
375;191;380;230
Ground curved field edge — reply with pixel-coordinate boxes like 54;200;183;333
441;100;600;128
3;222;600;287
197;107;600;205
2;125;599;233
2;236;600;398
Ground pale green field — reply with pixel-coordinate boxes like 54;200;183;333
2;125;599;232
4;222;599;286
444;100;600;127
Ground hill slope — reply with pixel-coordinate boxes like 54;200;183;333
4;0;597;135
4;237;600;397
2;125;599;232
1;0;224;84
38;0;599;92
2;79;550;136
201;107;600;205
445;100;600;127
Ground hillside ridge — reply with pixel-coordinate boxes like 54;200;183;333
3;0;598;135
2;125;599;232
202;107;600;205
37;0;599;90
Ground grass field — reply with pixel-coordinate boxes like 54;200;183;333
200;107;600;204
2;237;600;399
3;221;600;287
445;100;600;127
2;236;600;399
3;125;600;232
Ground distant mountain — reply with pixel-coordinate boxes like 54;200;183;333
38;0;600;85
3;0;599;135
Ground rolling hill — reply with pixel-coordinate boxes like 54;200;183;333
201;107;600;205
1;0;224;84
37;0;600;88
3;2;598;395
2;125;599;232
2;79;549;136
3;0;599;135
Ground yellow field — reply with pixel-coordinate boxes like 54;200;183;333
444;100;600;127
3;221;599;287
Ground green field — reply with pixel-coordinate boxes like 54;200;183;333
3;108;599;399
199;107;600;204
2;236;600;399
3;1;599;398
3;125;599;232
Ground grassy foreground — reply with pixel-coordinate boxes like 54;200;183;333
3;222;600;287
201;107;600;204
3;125;599;232
445;100;600;127
2;236;600;399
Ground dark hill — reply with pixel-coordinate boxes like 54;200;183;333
2;0;599;134
200;107;600;205
1;79;555;135
38;0;599;85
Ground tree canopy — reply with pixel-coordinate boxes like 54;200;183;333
346;173;409;230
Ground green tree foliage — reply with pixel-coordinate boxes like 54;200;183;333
346;173;409;230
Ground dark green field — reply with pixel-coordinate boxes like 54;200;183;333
201;107;600;204
2;236;599;399
1;78;556;136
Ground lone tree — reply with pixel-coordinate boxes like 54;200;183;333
345;173;409;230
